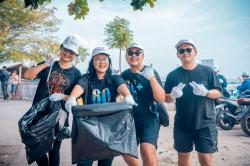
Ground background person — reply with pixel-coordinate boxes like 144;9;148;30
0;66;10;100
213;65;230;98
164;39;222;166
121;42;165;166
237;71;250;94
24;35;81;166
9;70;19;100
65;47;136;166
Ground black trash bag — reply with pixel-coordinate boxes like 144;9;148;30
18;97;61;164
71;102;138;164
150;101;169;127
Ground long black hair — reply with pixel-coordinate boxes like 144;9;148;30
87;55;113;81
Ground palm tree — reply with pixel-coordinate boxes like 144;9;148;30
104;16;133;74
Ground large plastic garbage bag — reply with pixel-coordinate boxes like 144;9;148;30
18;97;61;164
150;101;169;127
71;102;138;164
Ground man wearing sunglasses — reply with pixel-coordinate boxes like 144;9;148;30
121;42;165;166
164;39;222;166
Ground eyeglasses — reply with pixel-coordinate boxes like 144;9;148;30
93;57;109;62
178;48;192;54
127;50;142;56
62;47;75;55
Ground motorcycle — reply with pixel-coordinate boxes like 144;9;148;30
216;90;250;130
238;96;250;136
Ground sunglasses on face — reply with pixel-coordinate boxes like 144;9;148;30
62;47;75;55
127;50;142;56
178;48;193;54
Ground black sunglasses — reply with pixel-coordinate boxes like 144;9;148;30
127;50;142;56
62;47;75;55
178;48;192;54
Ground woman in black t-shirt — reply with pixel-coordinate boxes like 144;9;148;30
65;47;136;166
24;36;81;166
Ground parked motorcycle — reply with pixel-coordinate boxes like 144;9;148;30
238;97;250;136
216;90;250;130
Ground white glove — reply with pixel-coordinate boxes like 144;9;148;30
170;83;186;99
189;81;208;96
49;93;65;101
65;96;77;112
219;79;224;84
45;55;54;66
124;95;138;106
138;67;155;80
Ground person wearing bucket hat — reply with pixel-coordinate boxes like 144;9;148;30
65;47;136;166
24;35;81;166
213;65;230;97
237;71;250;93
164;39;222;166
121;42;165;166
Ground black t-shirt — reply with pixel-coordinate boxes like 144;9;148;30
0;70;10;82
121;66;163;118
164;64;222;130
77;73;125;104
32;61;81;105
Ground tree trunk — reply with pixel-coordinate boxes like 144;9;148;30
119;47;122;74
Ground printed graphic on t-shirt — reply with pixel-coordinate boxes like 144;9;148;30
125;79;143;101
47;70;69;94
91;88;111;104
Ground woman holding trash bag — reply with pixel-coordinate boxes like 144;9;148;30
65;47;137;166
24;35;81;166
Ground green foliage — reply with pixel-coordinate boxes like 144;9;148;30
75;46;89;64
104;16;133;73
20;0;157;20
0;0;60;63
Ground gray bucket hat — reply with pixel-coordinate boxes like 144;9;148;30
175;39;196;50
126;42;143;50
91;47;110;57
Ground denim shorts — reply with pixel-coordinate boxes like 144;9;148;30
11;84;17;93
174;126;218;153
134;115;160;147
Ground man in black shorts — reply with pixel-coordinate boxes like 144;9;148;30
121;42;165;166
164;39;222;166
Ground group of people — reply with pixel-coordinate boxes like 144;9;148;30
0;67;19;100
22;35;247;166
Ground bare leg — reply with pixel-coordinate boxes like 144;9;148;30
122;154;139;166
178;152;192;166
140;143;158;166
197;152;213;166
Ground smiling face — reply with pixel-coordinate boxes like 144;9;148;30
93;54;110;75
177;43;197;64
60;47;76;63
125;47;144;68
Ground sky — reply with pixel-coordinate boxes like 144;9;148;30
48;0;250;79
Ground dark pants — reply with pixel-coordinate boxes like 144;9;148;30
77;158;114;166
36;140;62;166
1;82;9;100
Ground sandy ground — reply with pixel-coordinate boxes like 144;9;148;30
0;99;249;166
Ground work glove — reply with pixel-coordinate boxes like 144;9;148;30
65;96;77;112
45;55;54;66
49;93;65;101
124;95;138;107
170;82;186;99
138;67;155;80
189;81;208;96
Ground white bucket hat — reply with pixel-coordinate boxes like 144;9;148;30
175;39;196;50
62;36;80;55
126;42;143;51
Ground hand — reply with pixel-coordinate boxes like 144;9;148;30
124;95;138;107
189;81;208;96
65;96;77;112
170;83;186;99
49;93;65;101
138;67;155;80
219;79;224;84
45;55;54;66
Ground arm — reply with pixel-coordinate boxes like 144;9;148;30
237;81;247;92
69;85;84;98
206;89;222;99
24;63;49;80
149;77;165;102
117;84;131;97
165;94;175;103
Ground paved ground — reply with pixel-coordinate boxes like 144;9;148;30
0;99;250;166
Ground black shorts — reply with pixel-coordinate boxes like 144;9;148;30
134;115;160;147
174;126;218;153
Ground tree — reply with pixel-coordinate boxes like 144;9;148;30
75;47;89;65
0;0;60;63
104;16;133;73
21;0;157;20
